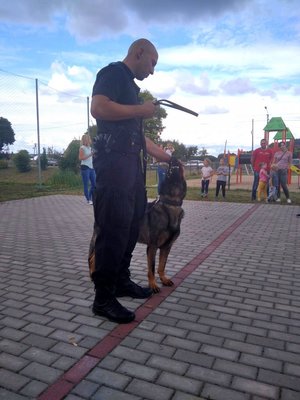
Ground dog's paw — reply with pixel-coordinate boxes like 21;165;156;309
149;279;161;293
160;276;174;287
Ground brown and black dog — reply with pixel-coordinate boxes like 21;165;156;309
88;158;186;293
138;158;186;292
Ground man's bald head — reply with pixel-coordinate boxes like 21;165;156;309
124;38;158;81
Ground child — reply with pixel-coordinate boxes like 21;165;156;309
257;162;269;202
200;158;214;198
215;157;229;199
267;163;279;202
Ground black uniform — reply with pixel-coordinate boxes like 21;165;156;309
91;62;147;292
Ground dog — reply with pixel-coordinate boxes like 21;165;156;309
88;157;186;293
138;158;186;292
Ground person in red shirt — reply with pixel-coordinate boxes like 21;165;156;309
251;139;273;200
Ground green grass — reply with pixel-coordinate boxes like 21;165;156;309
1;165;299;205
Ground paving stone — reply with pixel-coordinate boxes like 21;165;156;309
87;367;131;389
21;361;62;384
71;379;99;398
0;352;29;372
50;341;87;359
19;379;48;398
258;368;300;392
0;327;28;341
214;359;257;379
0;338;29;356
91;385;142;400
111;345;150;364
0;368;30;391
22;333;57;350
202;383;250;400
118;360;159;381
157;371;202;395
126;378;174;400
22;346;60;365
200;344;239;361
174;348;214;368
0;388;29;400
232;376;279;399
162;335;200;351
239;353;282;372
147;355;189;375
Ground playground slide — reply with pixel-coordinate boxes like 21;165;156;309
290;165;300;175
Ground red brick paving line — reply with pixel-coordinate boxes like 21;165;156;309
38;203;260;400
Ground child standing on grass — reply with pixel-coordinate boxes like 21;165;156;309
257;162;269;202
267;163;279;202
215;157;229;200
200;158;214;198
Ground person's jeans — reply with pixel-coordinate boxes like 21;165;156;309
251;171;259;200
81;167;96;202
201;179;210;195
216;180;226;197
277;169;290;199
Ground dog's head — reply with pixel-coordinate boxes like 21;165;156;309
160;157;187;205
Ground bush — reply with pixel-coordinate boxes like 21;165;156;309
0;159;8;169
13;150;31;172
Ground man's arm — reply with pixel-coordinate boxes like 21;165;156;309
91;95;156;121
145;137;172;163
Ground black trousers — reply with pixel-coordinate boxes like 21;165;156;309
216;180;226;197
92;151;146;290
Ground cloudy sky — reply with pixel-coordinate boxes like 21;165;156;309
0;0;299;155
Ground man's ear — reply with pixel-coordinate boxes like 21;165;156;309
137;48;144;60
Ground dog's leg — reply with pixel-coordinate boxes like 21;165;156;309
147;246;160;293
158;246;174;287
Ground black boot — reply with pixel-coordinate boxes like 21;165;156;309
92;288;135;324
115;279;153;299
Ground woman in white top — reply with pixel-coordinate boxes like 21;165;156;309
79;134;96;204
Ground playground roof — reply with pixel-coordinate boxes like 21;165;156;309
264;117;287;132
273;127;294;140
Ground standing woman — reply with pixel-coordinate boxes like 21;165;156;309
79;134;95;205
273;141;292;204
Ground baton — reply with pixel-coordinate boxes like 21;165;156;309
154;99;198;117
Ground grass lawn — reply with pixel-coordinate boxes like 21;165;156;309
1;165;299;205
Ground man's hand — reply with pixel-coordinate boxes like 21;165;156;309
140;100;158;118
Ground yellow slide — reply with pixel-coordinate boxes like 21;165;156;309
290;165;300;175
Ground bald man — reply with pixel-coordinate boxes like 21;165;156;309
90;39;172;324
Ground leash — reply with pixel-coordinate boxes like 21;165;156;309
154;99;198;117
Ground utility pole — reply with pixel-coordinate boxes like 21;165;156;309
87;96;90;134
35;79;42;188
251;119;254;152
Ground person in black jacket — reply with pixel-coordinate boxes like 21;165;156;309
90;38;172;324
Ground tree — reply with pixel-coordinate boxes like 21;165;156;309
0;117;15;152
13;150;31;172
198;147;208;157
140;90;167;143
40;148;48;170
59;139;80;173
